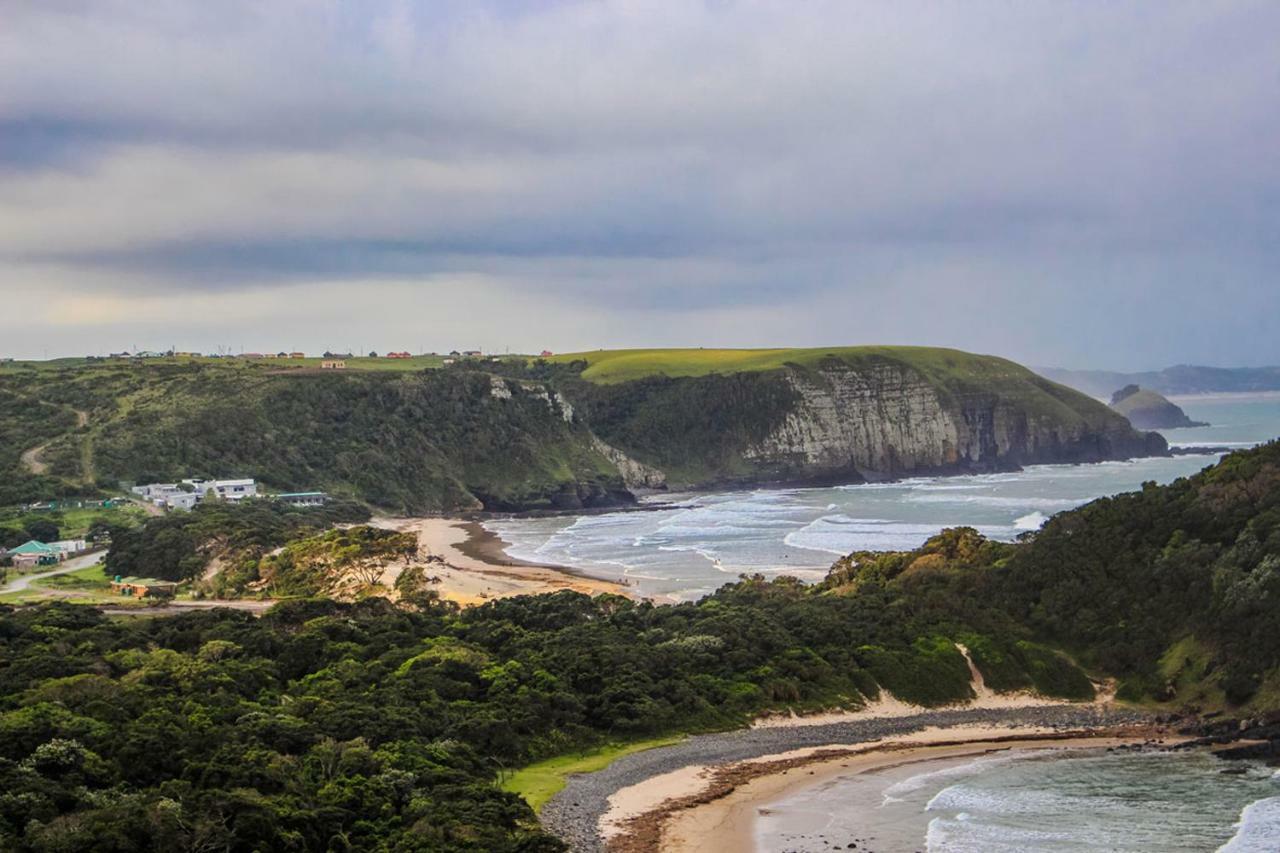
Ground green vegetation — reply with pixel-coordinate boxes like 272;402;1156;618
104;499;371;591
0;348;1157;512
34;562;112;592
253;525;419;598
2;443;1279;849
0;554;1096;850
0;561;124;607
0;360;627;513
500;736;684;813
0;504;145;550
553;345;1082;390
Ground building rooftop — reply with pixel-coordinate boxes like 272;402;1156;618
8;540;59;555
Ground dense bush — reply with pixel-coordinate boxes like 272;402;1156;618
104;499;370;583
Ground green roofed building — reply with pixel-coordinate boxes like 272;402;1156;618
7;540;61;568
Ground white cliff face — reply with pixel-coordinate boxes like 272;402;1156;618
742;364;1147;479
592;437;667;490
746;365;961;473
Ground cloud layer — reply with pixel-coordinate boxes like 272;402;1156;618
2;1;1277;366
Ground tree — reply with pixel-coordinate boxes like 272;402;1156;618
24;518;61;543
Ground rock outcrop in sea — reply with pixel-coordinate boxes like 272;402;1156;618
1109;384;1209;430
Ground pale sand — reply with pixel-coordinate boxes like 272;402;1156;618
370;516;629;606
659;730;1173;853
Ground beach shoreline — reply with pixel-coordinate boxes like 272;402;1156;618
371;516;631;606
539;703;1161;853
652;727;1178;853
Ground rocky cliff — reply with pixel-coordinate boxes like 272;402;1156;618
743;363;1167;481
568;349;1168;490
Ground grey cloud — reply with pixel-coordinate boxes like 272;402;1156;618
0;0;1277;367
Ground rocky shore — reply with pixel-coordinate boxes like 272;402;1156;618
540;704;1153;853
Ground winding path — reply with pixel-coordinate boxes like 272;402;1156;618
19;443;49;475
0;550;104;594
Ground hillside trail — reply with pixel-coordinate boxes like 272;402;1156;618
20;443;49;475
18;408;89;478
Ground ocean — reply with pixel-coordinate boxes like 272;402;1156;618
484;393;1280;601
754;746;1280;852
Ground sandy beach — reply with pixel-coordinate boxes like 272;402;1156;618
371;516;630;606
655;728;1174;853
539;700;1161;853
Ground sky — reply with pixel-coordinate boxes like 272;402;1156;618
2;1;1278;369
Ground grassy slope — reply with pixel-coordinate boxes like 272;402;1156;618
554;345;1130;437
500;736;685;813
552;346;1039;384
1;361;623;512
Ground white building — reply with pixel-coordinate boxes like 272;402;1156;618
185;478;258;501
131;478;257;510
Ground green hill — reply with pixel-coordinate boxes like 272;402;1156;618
1;444;1277;850
0;349;1166;511
553;345;1051;385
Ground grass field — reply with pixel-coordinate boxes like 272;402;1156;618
0;504;146;540
38;560;110;589
501;735;685;813
547;345;1031;385
0;558;120;605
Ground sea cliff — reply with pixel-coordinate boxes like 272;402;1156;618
1;347;1168;512
568;348;1167;491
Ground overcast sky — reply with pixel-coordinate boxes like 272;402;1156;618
2;1;1277;368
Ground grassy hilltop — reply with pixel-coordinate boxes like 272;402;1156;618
549;345;1033;384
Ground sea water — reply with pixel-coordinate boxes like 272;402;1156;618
754;747;1280;852
485;393;1280;601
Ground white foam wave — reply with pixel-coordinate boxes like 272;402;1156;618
1217;796;1280;852
925;782;1063;816
906;493;1083;510
1014;511;1050;531
882;753;1021;803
